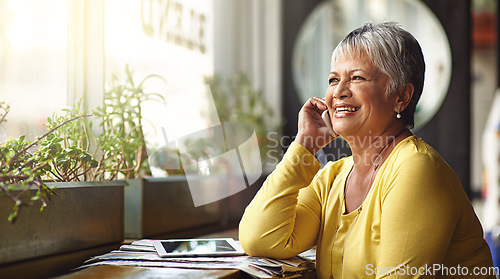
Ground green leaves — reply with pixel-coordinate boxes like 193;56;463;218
92;64;166;180
0;102;9;124
0;65;167;222
38;99;97;182
0;131;52;223
0;101;93;222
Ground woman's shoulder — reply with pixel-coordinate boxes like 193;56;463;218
379;135;473;218
383;135;462;191
392;135;450;168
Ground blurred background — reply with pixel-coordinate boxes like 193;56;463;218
0;0;499;255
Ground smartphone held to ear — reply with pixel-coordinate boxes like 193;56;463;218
322;110;338;138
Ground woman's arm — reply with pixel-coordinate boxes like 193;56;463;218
239;97;335;258
238;141;323;259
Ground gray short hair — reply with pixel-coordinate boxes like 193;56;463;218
331;22;425;128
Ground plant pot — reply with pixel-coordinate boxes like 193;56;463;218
0;181;125;265
124;176;223;239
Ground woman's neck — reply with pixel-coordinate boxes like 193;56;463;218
347;125;410;173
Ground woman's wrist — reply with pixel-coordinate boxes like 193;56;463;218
286;141;322;172
295;133;318;155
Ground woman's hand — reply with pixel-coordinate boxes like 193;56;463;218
295;97;336;155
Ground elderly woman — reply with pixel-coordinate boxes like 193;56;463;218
239;23;494;278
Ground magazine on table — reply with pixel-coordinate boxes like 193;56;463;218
78;238;316;278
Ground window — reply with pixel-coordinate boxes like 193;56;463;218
0;0;68;141
0;0;282;157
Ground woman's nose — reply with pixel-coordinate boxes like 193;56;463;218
333;81;352;99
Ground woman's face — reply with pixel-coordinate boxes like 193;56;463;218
325;52;397;139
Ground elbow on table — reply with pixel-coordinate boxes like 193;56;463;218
238;214;299;258
239;234;298;259
239;233;266;256
238;216;270;257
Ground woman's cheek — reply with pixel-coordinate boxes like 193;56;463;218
325;86;334;106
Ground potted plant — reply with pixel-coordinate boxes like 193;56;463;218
0;101;126;276
92;65;223;239
91;65;163;180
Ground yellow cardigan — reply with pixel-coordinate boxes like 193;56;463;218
239;136;494;278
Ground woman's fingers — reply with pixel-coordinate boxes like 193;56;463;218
306;97;328;112
295;97;334;154
300;97;329;126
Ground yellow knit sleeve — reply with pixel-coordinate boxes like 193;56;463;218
238;141;323;259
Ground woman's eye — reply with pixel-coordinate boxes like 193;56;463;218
353;76;366;81
329;78;339;85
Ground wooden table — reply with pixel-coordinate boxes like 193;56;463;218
53;228;317;279
56;265;317;279
55;265;242;279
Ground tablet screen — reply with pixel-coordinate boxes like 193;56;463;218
161;239;237;254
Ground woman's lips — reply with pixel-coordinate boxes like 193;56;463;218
334;105;360;116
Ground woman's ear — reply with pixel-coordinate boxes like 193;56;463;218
395;83;414;111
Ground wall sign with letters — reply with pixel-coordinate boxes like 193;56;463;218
141;0;207;54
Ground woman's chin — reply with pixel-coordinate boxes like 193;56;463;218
331;124;355;137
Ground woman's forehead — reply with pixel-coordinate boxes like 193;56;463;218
333;46;369;63
331;50;374;70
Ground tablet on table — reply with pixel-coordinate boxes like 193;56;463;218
152;238;245;258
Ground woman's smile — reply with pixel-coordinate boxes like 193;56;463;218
333;103;360;117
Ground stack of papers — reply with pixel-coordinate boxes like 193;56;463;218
77;239;316;278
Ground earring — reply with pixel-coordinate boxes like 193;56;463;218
396;109;402;119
